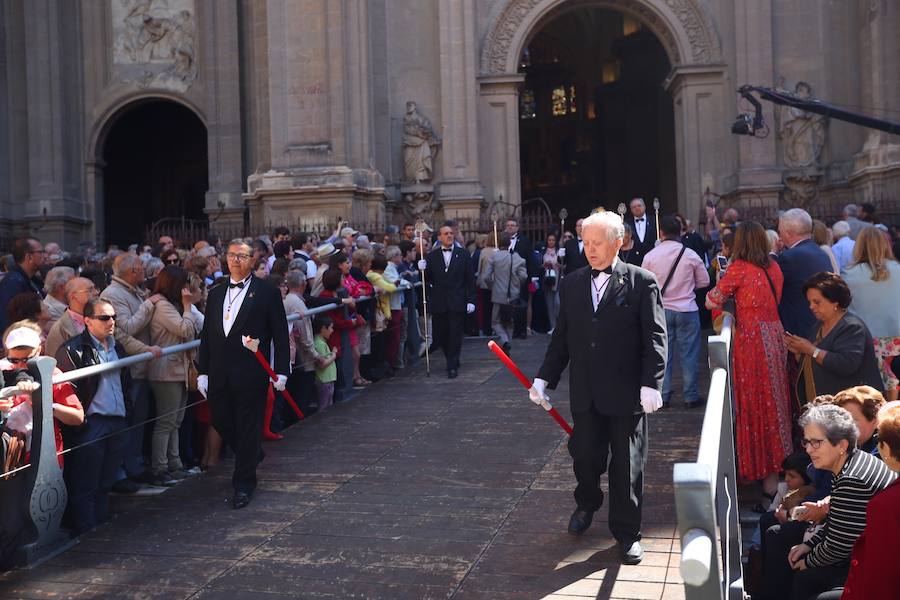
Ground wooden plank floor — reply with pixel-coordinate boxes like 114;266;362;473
1;334;705;599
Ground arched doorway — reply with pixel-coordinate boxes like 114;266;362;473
518;6;676;218
100;100;208;248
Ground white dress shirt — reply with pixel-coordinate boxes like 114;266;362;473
578;239;584;255
590;270;613;312
509;234;518;253
222;275;252;337
634;217;647;242
440;246;454;269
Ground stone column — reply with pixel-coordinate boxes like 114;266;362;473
23;0;89;247
477;74;524;216
245;0;385;230
437;0;484;217
201;0;244;227
850;0;900;204
666;66;731;224
732;0;782;205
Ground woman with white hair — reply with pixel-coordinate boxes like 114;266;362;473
760;403;896;600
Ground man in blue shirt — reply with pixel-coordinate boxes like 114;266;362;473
57;298;131;534
0;237;46;332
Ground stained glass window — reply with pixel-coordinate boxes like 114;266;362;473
552;87;567;116
520;89;536;119
569;86;576;114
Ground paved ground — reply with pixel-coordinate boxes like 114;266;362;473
1;335;705;599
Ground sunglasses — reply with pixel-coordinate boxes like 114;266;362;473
89;314;117;322
7;357;32;365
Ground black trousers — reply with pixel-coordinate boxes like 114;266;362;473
759;520;810;600
568;408;647;544
513;282;530;336
432;310;464;372
209;382;267;494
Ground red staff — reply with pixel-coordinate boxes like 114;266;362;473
487;340;572;435
242;336;304;420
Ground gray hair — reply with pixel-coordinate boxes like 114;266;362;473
622;222;634;238
799;403;859;449
765;229;780;252
112;253;142;277
843;203;859;218
285;270;306;289
356;235;371;249
288;258;307;272
44;266;75;294
385;245;401;260
780;208;813;236
144;257;164;278
832;220;851;239
582;211;625;242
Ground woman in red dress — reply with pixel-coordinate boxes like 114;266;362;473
706;221;792;501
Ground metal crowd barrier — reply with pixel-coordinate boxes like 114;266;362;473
674;314;746;600
0;281;422;568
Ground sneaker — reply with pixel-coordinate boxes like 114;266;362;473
168;469;198;481
149;472;178;487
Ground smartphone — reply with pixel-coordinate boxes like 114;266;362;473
716;255;728;270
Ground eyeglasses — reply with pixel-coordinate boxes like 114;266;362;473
226;253;251;262
800;438;827;450
89;314;117;322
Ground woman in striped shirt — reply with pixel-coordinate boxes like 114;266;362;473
784;403;896;600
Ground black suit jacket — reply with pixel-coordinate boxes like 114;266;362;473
510;234;539;277
537;261;667;416
198;276;290;393
424;246;475;314
625;215;658;265
775;239;834;336
562;238;588;275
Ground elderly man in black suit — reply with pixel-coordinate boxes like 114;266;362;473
624;198;658;265
560;218;588;275
419;225;475;378
775;208;833;336
530;210;667;565
197;239;290;509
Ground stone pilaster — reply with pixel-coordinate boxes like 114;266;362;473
477;74;524;215
437;0;484;213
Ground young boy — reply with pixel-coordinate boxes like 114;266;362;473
313;315;338;411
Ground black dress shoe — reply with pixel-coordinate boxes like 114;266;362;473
567;508;594;535
501;342;511;354
231;491;252;509
620;541;644;564
448;369;458;379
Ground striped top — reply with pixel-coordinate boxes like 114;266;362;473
805;449;897;568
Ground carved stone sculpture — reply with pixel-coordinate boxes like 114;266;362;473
776;81;827;169
403;102;441;184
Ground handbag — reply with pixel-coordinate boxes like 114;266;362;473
543;267;557;290
2;428;27;480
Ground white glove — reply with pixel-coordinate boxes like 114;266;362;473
273;375;288;391
417;259;427;270
197;374;208;399
558;248;566;258
466;303;475;314
640;386;663;414
528;378;552;410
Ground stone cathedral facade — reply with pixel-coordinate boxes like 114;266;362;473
1;0;898;249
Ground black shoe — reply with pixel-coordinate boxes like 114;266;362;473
448;369;458;379
231;491;252;509
685;400;705;409
501;342;511;354
620;541;644;564
567;508;594;535
111;478;139;494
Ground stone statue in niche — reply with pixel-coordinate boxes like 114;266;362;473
113;0;197;91
403;101;441;183
775;81;827;169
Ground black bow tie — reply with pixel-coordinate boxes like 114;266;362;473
442;248;453;253
229;280;246;289
591;266;613;277
636;218;645;222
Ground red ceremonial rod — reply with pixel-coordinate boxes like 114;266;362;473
250;350;305;420
487;340;573;436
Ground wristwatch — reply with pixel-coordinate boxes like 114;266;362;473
812;347;821;359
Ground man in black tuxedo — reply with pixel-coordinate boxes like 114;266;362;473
197;239;290;509
505;217;538;338
561;218;588;275
624;198;657;265
420;225;475;378
530;210;666;565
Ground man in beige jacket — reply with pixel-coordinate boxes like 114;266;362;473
45;277;98;357
100;253;163;486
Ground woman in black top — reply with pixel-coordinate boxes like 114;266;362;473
784;272;883;403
